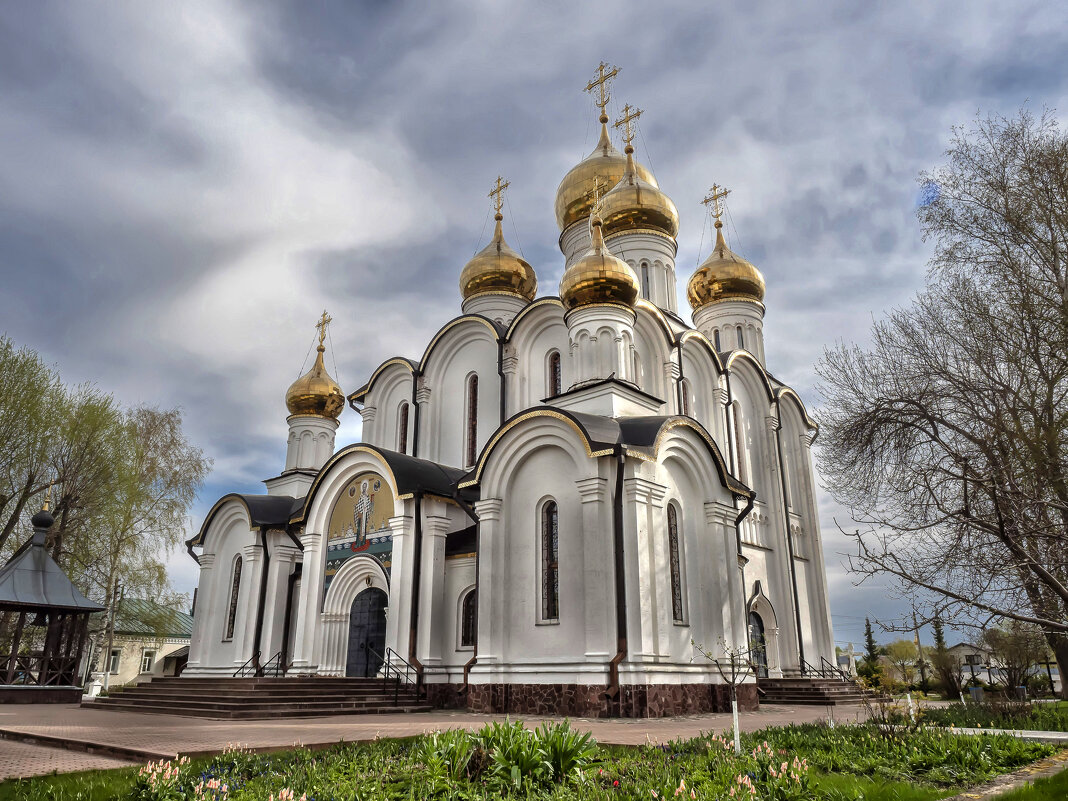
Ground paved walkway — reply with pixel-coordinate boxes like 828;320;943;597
0;702;869;771
0;739;135;781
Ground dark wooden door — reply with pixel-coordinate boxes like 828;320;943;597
749;611;768;678
346;588;387;678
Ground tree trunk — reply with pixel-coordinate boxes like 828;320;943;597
1047;631;1068;700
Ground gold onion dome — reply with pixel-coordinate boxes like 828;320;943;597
687;221;766;310
599;144;679;239
559;214;640;310
554;115;657;232
286;344;344;419
459;213;537;301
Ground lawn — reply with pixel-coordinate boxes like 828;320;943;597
922;700;1068;733
993;765;1068;801
0;721;1057;801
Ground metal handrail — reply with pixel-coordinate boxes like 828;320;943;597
367;646;423;704
233;654;256;678
259;651;285;678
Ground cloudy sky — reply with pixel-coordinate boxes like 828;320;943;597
2;1;1066;648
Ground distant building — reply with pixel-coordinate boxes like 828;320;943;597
89;599;192;688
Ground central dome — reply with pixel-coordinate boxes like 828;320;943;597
286;346;344;419
554;115;657;232
559;215;640;309
599;145;678;239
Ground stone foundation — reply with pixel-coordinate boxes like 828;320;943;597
424;681;759;718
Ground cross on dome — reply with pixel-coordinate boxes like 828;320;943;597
702;184;731;221
614;103;643;149
315;309;333;349
585;62;619;120
488;175;510;216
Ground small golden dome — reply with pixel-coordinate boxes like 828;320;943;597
600;145;679;239
554;115;657;232
459;213;537;301
687;222;766;310
559;215;640;310
286;345;344;419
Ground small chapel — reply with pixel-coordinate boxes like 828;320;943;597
183;66;836;717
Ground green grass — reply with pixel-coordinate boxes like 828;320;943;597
922;700;1068;732
991;765;1068;800
0;722;1057;801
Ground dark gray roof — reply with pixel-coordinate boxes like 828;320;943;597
189;493;304;548
0;531;104;612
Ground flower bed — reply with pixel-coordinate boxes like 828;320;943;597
922;700;1068;733
2;721;1057;801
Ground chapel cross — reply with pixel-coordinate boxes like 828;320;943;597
614;103;643;149
315;310;332;349
583;176;610;211
585;62;620;115
488;175;510;215
702;184;731;221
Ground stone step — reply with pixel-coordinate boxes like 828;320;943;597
110;688;419;702
91;696;417;713
86;700;434;719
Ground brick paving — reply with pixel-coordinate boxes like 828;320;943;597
0;739;135;781
0;701;870;772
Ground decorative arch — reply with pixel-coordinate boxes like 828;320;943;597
775;387;819;432
725;350;776;402
349;357;417;404
419;314;503;371
746;580;782;678
457;584;477;649
319;555;390;676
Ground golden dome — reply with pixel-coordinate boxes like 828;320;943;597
459;213;537;301
687;222;766;310
286;345;344;419
559;215;640;310
554;115;657;232
600;145;679;239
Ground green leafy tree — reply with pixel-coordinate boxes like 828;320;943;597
858;618;884;681
885;639;919;685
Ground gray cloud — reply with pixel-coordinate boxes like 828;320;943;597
1;0;1066;642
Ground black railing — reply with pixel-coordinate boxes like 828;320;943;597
233;654;257;678
800;656;853;683
367;646;423;705
259;651;286;678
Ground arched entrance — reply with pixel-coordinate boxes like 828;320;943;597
749;611;768;678
346;588;387;677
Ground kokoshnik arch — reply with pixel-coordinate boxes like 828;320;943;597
185;66;835;717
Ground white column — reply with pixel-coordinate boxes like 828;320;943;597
185;553;216;671
260;542;300;661
764;414;801;673
663;360;681;415
501;346;519;418
575;477;611;659
799;430;835;663
473;498;503;664
384;510;415;659
359;405;377;445
623;476;667;659
236;543;262;667
705;501;746;652
290;530;323;672
418;512;450;667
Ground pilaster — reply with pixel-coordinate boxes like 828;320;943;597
290;530;322;672
384;512;415;660
575;477;611;658
186;553;216;670
418;514;450;666
473;498;503;663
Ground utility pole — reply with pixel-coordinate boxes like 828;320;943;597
913;610;929;693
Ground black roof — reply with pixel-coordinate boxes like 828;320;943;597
188;494;304;548
0;528;104;612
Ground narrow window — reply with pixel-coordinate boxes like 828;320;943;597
641;263;650;299
713;329;721;350
737;325;745;349
398;402;409;454
548;351;562;396
224;556;242;640
109;648;121;674
140;649;156;673
460;589;477;647
733;410;747;484
667;505;685;623
541;501;559;621
465;375;478;467
681;379;691;416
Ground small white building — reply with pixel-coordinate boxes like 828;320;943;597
90;599;192;689
184;73;836;717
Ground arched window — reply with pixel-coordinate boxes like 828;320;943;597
737;325;745;349
397;402;409;454
548;351;562;396
713;329;721;351
733;408;748;484
641;263;650;299
224;556;242;641
541;501;559;621
680;379;691;417
460;589;477;647
465;374;478;467
667;504;685;623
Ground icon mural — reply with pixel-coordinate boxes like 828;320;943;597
324;472;395;594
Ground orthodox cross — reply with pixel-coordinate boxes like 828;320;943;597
583;176;610;211
315;310;332;348
702;184;731;221
614;103;643;149
585;62;619;116
488;175;510;215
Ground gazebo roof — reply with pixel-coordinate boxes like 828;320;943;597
0;524;104;613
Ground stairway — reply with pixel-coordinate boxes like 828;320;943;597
84;676;433;719
757;676;867;706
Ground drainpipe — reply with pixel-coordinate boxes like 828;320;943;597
773;402;806;674
735;493;755;653
498;337;506;425
451;493;481;693
604;446;628;706
252;526;271;676
407;492;424;687
280;564;302;673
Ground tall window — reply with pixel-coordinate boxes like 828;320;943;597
667;504;685;623
108;648;121;674
680;379;691;417
737;325;745;349
224;556;242;641
641;263;650;299
732;409;747;484
548;351;562;396
713;329;721;350
398;402;409;454
460;589;477;647
465;374;478;467
140;649;156;674
541;501;559;621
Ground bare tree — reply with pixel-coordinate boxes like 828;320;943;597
816;109;1068;697
983;621;1046;691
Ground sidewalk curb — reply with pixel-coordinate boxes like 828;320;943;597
0;728;168;763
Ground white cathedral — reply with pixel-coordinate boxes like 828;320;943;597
185;68;835;717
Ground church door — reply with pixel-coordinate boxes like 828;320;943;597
346;588;387;678
749;611;768;678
